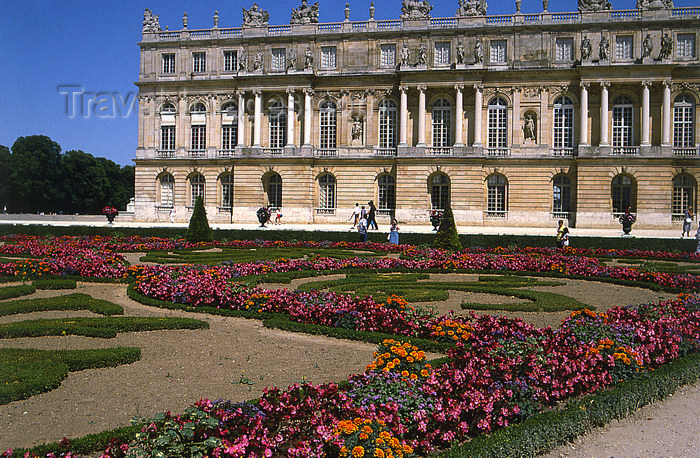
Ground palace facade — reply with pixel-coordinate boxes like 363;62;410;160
134;1;700;228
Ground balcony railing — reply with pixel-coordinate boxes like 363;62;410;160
217;149;236;157
373;148;397;157
315;208;336;215
551;148;575;157
315;148;338;157
187;149;206;158
612;146;639;155
484;210;508;219
428;147;453;155
551;211;573;220
261;148;283;155
673;147;698;157
486;148;510;157
157;149;175;158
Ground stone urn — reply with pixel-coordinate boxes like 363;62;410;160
106;214;116;224
430;212;442;231
256;207;271;227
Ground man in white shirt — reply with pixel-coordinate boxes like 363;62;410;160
349;203;361;229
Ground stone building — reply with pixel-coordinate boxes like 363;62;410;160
134;0;700;228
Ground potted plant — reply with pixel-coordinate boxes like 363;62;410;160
256;206;271;227
429;210;443;231
101;206;118;224
619;208;636;235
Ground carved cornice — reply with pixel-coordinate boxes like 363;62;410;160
522;86;543;99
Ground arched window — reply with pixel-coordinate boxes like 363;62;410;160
161;103;176;113
674;94;695;149
487;174;507;216
320;101;337;150
378;174;396;211
268;98;287;149
673;174;696;217
159;174;174;207
267;173;283;208
378;100;398;149
221;174;233;209
318;174;336;210
190;174;205;207
430;174;450;210
552;174;571;214
612;96;634;149
488;97;508;149
611;175;635;213
432;98;452;148
221;103;238;150
553;96;574;151
190;103;206;113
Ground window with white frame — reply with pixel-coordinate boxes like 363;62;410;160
193;52;206;72
221;174;233;208
191;125;206;151
677;34;696;59
161;103;176;114
380;44;396;67
487;174;507;215
431;174;450;210
555;38;574;61
432;98;452;147
321;46;337;69
320;100;337;149
673;174;695;216
267;173;283;208
271;48;286;70
318;174;336;209
553;96;574;150
160;174;174;207
378;100;398;149
221;103;237;149
612;96;634;148
434;42;450;65
162;53;175;74
378;174;396;210
268;99;287;149
161;126;175;151
611;175;635;213
224;50;238;72
674;94;695;148
552;174;571;214
490;40;507;64
488;97;508;149
615;36;633;60
190;174;205;207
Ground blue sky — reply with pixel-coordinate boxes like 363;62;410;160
1;0;694;165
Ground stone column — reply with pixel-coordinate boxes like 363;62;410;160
641;81;651;146
399;85;408;147
579;82;589;146
662;80;671;146
473;84;483;147
286;89;295;147
417;85;426;147
454;85;464;147
236;91;245;147
253;90;262;148
303;88;313;147
599;82;609;146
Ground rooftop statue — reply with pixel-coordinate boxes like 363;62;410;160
142;8;162;33
291;0;319;24
636;0;673;9
578;0;612;12
456;0;488;17
401;0;433;20
242;3;270;27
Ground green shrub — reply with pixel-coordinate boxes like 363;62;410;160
0;293;123;316
32;279;77;290
432;207;462;251
186;196;213;243
0;283;36;300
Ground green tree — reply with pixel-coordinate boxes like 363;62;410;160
186;196;213;242
9;136;64;213
60;150;109;214
0;145;11;211
98;158;134;210
432;207;462;251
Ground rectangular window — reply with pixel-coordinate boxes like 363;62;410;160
222;124;237;150
224;50;238;72
555;38;574;61
193;52;206;73
490;40;507;64
271;48;286;70
191;125;206;150
161;126;175;151
434;42;450;65
162;53;175;74
321;46;337;69
677;34;696;58
615;36;633;60
380;44;396;67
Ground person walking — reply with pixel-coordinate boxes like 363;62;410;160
561;227;570;247
349;203;361;229
696;224;700;254
367;200;378;230
388;218;400;245
556;219;566;249
357;214;368;242
683;207;693;238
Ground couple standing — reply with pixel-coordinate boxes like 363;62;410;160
350;201;378;230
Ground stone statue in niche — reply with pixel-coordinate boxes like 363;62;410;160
581;36;592;60
599;35;610;60
239;51;249;72
416;43;427;65
474;40;483;64
400;44;410;66
456;42;466;64
287;50;297;71
351;114;364;143
456;0;488;16
659;33;673;59
242;3;270;27
523;114;537;143
641;34;654;58
304;46;314;69
578;0;611;12
401;0;433;20
291;0;319;24
142;9;161;33
253;50;263;71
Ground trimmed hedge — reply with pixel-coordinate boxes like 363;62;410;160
0;293;124;316
0;283;36;300
32;279;77;290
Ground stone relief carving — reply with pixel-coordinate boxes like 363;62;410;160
578;0;611;12
659;33;673;59
636;0;673;9
416;43;427;65
456;42;466;64
291;0;319;24
242;3;270;27
401;0;433;20
641;34;654;58
522;87;543;99
581;36;592;60
474;41;483;64
599;35;610;60
142;9;161;33
304;46;314;69
456;0;488;16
